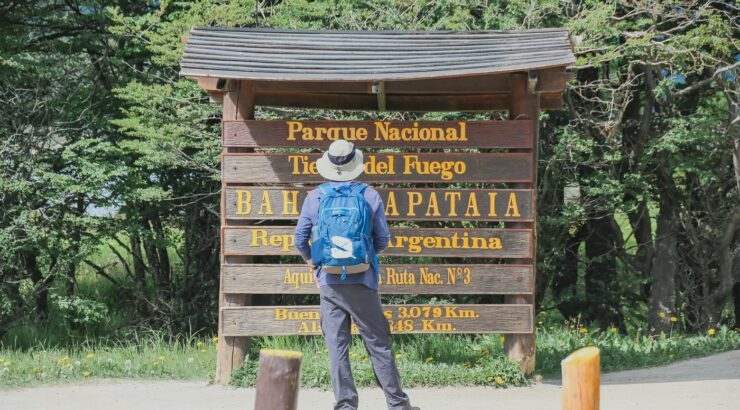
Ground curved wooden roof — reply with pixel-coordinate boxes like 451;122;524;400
181;27;575;81
180;27;574;111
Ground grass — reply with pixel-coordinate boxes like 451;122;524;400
2;324;738;390
0;330;216;389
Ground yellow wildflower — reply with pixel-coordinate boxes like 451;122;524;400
579;327;588;334
394;353;402;359
463;362;471;368
495;376;504;385
425;357;433;363
658;312;666;319
158;355;166;361
212;336;218;343
499;336;505;344
4;360;11;367
707;328;717;336
82;371;92;378
86;353;94;359
196;341;204;347
201;349;209;353
609;327;618;333
670;316;678;323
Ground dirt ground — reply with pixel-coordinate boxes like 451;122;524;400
3;349;739;410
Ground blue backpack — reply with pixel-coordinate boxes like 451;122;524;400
310;182;378;280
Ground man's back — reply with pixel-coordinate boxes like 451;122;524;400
294;180;390;289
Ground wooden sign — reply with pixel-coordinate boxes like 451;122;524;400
222;152;533;184
222;264;534;294
222;227;532;258
224;187;534;222
223;120;533;148
221;304;533;336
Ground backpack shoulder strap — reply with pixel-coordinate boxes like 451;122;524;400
317;182;332;195
350;182;368;195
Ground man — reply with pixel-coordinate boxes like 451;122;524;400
295;140;419;410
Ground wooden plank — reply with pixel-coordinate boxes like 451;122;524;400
221;304;534;336
222;120;532;148
222;264;533;294
253;91;563;111
238;70;568;95
222;152;533;184
222;227;533;258
224;187;533;222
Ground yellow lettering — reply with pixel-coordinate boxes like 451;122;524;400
385;192;399;217
445;192;462;216
487;192;498;217
282;190;299;216
286;121;302;141
258;190;274;215
425;192;441;217
407;192;422;216
505;192;521;217
236;189;251;215
464;193;480;217
250;229;268;247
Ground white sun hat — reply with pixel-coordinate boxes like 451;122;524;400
316;140;365;182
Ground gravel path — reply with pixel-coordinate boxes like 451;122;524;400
3;350;739;410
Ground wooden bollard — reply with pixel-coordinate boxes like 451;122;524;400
254;349;303;410
561;346;600;410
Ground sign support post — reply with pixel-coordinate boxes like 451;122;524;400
216;79;256;385
504;72;540;375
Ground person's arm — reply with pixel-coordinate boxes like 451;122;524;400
294;192;316;263
368;189;390;253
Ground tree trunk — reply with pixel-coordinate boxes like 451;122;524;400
554;227;584;320
734;280;740;329
648;172;678;334
24;252;49;319
585;213;622;328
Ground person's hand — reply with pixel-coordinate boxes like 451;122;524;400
306;260;319;288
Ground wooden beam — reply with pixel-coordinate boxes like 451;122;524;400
216;79;256;386
253;91;563;111
222;119;534;149
222;304;534;336
503;72;538;377
222;226;533;259
223;187;535;222
187;69;570;95
374;81;386;111
222;264;535;295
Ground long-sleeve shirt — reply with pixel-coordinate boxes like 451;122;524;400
294;180;390;290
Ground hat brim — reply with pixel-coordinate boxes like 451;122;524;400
316;149;364;181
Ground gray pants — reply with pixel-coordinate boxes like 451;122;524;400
319;284;411;410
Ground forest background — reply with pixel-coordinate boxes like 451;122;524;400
0;0;738;387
